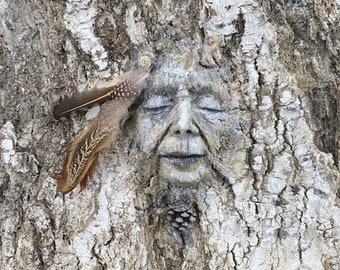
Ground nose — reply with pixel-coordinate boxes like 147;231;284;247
170;98;199;136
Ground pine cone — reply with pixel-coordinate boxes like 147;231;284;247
167;201;197;231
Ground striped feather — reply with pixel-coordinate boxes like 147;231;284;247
53;70;148;119
51;71;148;194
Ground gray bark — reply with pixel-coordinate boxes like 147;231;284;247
0;0;339;269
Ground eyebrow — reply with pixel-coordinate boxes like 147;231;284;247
187;85;224;102
143;86;177;98
187;85;212;94
143;80;224;102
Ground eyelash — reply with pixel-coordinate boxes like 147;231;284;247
143;105;172;113
197;107;223;113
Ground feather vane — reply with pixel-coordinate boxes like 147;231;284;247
52;71;148;194
53;70;148;119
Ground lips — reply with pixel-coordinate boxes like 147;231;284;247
159;153;207;166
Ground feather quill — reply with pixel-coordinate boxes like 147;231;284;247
51;71;148;194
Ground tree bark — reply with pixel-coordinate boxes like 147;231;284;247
0;0;339;269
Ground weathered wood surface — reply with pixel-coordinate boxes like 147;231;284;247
0;0;339;269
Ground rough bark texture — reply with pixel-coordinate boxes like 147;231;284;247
0;0;339;269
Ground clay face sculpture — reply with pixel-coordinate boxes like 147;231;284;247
136;60;227;186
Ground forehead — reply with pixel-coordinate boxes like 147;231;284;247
147;65;229;100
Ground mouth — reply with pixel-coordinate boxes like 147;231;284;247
159;153;207;166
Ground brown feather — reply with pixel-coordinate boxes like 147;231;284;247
53;70;148;119
51;71;148;194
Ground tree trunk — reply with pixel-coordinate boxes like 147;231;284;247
1;0;339;269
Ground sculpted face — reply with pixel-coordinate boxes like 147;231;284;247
135;64;228;186
134;50;248;235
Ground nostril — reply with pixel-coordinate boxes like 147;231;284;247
174;130;193;135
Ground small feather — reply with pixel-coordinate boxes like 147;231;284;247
53;70;148;119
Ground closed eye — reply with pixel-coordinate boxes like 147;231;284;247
195;94;223;114
144;105;171;113
198;107;224;113
142;95;173;113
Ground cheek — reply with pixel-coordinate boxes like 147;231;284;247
195;110;226;127
196;112;226;138
135;114;170;153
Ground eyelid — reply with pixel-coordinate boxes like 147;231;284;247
195;95;223;112
142;95;173;111
197;106;224;113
